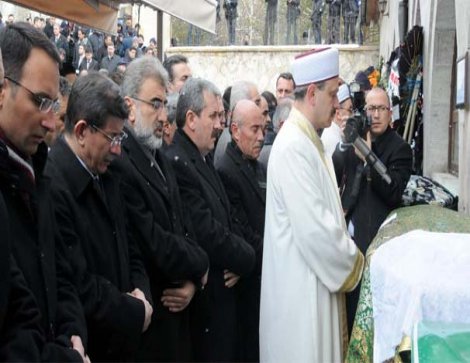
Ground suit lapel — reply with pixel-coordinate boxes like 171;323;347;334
123;132;170;202
176;131;230;210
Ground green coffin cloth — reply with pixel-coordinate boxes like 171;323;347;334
413;321;470;363
345;205;470;363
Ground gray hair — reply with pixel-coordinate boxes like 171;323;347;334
230;80;257;112
273;98;293;133
166;92;179;125
176;78;221;128
121;56;168;98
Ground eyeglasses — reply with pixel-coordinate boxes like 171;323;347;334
365;105;390;114
5;76;61;114
89;124;128;147
131;96;167;111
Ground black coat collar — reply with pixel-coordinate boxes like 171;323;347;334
122;128;170;200
226;141;266;203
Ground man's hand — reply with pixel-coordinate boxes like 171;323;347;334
224;270;240;288
128;288;153;332
70;335;91;363
161;281;196;313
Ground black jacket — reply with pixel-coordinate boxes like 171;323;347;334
164;129;255;362
46;137;151;361
333;127;412;252
111;129;209;361
0;140;86;362
216;141;266;362
78;58;99;72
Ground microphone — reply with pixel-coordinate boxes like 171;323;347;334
343;123;392;185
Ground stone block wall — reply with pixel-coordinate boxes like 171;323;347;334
165;45;379;94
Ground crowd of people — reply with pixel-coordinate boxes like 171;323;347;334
0;12;158;82
0;17;412;363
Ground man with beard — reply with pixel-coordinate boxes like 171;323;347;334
260;48;363;362
164;78;255;362
46;73;153;361
216;99;266;362
112;56;209;362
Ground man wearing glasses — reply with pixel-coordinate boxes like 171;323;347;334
112;56;209;361
321;83;353;158
0;22;89;362
332;86;412;334
46;72;153;361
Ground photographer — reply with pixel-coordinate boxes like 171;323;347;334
332;87;412;333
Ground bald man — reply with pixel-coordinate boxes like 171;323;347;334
214;81;261;166
216;100;266;362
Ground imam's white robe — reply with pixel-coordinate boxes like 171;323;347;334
260;107;363;363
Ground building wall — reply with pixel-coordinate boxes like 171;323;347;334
165;45;379;95
455;0;470;213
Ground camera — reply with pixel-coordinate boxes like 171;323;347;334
344;81;371;143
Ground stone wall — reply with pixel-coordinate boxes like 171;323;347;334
165;45;379;94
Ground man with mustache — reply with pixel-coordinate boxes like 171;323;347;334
164;78;256;362
216;99;266;362
260;48;364;362
46;72;153;361
111;56;209;362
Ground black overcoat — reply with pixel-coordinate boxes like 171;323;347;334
46;137;151;362
216;141;266;362
0;140;86;362
111;129;209;361
164;129;256;362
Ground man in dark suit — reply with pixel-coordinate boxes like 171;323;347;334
333;86;412;334
78;46;99;74
46;73;152;361
0;22;88;362
112;56;209;362
50;23;68;56
216;99;266;362
99;43;120;73
164;78;256;362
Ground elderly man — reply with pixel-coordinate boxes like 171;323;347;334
163;54;192;93
112;56;209;362
0;22;88;362
164;78;255;362
46;73;152;361
260;48;364;362
321;83;353;158
217;99;266;362
214;80;261;166
332;87;412;334
275;72;295;100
